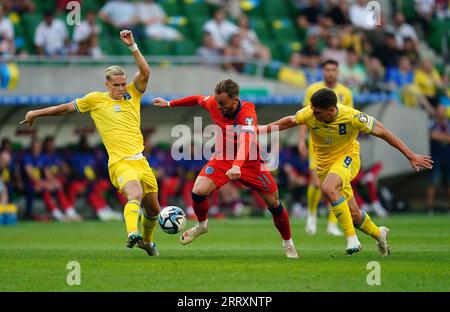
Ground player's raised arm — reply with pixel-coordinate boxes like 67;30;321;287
153;95;206;108
259;115;299;134
20;102;77;127
120;30;150;93
371;120;434;171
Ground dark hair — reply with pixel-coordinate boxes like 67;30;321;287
322;59;339;67
310;88;337;109
215;79;240;98
44;10;54;17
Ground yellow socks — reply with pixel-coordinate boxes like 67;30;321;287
307;185;322;216
330;197;356;237
328;207;338;223
356;210;380;240
141;213;158;244
124;200;141;234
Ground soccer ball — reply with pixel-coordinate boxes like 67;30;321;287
158;206;187;234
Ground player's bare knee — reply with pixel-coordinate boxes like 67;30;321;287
265;194;279;208
192;185;210;197
321;184;340;202
126;188;143;203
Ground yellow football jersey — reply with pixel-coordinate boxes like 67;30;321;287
303;81;353;108
295;104;376;170
74;83;144;167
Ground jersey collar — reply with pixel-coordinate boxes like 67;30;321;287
228;100;242;120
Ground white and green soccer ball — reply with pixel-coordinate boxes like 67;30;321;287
158;206;187;234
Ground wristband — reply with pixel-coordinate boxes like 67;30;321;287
129;43;138;52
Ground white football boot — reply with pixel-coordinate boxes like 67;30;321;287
376;226;390;256
179;222;208;245
346;235;362;255
283;240;299;259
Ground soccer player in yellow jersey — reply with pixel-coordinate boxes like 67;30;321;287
20;30;161;257
299;60;353;237
262;88;433;255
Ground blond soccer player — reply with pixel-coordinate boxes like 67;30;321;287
20;30;161;257
299;59;353;237
262;88;433;255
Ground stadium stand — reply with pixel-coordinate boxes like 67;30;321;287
0;0;449;220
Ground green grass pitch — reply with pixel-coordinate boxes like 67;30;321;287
1;215;449;291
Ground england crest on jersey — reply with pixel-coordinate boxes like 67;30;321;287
245;117;254;125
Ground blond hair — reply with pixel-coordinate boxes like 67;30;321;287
105;66;126;81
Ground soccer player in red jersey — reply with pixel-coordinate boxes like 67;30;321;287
153;79;299;259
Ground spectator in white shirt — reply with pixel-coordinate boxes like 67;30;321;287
203;8;238;50
34;11;69;56
136;0;182;41
196;31;221;67
99;0;139;30
237;14;271;62
390;11;419;49
0;4;15;56
73;10;102;58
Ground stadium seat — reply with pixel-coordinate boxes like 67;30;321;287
12;22;26;51
278;40;303;63
270;18;299;41
427;19;450;54
34;0;56;13
240;0;264;18
142;40;174;56
98;20;117;37
261;40;282;61
262;0;291;18
189;17;210;44
114;39;132;55
159;0;183;16
401;0;417;22
81;0;106;14
264;62;281;79
166;16;192;38
98;36;116;55
173;40;196;55
182;0;211;20
249;17;272;41
21;13;43;54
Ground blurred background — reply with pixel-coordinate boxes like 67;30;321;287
0;0;449;224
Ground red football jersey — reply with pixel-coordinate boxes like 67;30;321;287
170;95;260;164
